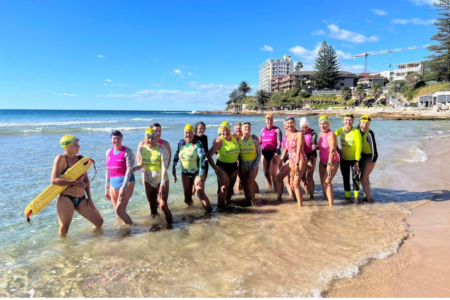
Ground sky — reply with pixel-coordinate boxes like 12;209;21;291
0;0;440;111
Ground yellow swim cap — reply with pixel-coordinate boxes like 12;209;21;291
360;114;371;122
217;126;222;136
343;113;354;119
184;124;194;132
145;128;156;138
318;115;329;123
60;135;79;149
219;121;231;131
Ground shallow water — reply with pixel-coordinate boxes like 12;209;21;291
0;110;449;297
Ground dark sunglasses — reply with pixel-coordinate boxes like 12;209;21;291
360;117;371;121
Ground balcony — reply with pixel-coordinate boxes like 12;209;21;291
394;66;421;73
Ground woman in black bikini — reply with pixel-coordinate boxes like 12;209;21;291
51;135;103;237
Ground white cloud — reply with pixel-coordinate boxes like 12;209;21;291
327;24;378;43
289;43;352;65
336;50;352;60
392;18;435;25
188;72;194;76
105;79;113;82
366;19;372;23
174;69;184;78
104;82;134;87
53;92;77;97
371;9;387;15
101;81;240;105
311;30;326;36
260;45;274;52
341;63;366;73
104;83;109;86
409;0;434;5
151;83;160;86
97;54;104;58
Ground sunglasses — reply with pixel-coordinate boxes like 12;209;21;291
343;114;354;118
242;122;251;126
360;117;371;121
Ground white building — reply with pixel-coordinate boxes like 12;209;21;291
259;55;293;92
393;61;428;81
370;70;394;82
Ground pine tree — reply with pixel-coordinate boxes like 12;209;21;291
426;0;450;80
313;41;341;89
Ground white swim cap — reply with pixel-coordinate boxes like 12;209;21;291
299;117;309;127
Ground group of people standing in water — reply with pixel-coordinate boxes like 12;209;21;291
50;113;378;236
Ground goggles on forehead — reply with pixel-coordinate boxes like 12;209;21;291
60;138;79;146
343;114;354;118
242;122;251;126
360;116;371;122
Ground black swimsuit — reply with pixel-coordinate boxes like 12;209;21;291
60;155;86;208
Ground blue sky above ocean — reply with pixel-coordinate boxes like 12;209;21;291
0;0;438;110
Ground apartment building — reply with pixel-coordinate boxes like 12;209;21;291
393;61;429;81
357;73;385;88
370;70;394;82
270;71;356;91
259;55;293;92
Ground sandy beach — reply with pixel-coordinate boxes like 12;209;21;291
327;136;450;297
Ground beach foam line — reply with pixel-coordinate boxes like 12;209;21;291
403;147;428;163
131;118;153;121
0;120;118;127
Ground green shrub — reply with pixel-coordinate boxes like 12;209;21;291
299;90;311;98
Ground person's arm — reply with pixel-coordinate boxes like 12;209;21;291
367;130;378;163
295;133;305;165
327;131;338;177
275;128;282;155
51;155;85;188
354;129;363;171
334;127;343;155
207;137;223;174
311;129;318;159
172;140;182;169
196;141;206;178
160;146;169;185
120;148;135;191
163;141;172;168
136;140;144;167
132;147;145;172
105;149;111;200
251;135;262;169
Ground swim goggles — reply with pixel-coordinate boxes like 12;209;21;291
285;116;295;122
234;122;242;126
110;130;123;139
360;116;371;122
60;137;79;146
343;114;354;118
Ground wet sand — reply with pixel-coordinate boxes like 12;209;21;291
327;136;450;297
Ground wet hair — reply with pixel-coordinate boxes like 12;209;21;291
150;123;161;128
194;121;206;134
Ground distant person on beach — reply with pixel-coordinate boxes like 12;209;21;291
194;121;209;180
172;124;211;212
105;130;135;225
299;117;318;200
358;115;378;203
317;116;340;206
208;122;240;209
237;122;261;205
276;116;307;207
260;113;282;192
335;113;362;205
136;123;172;200
52;135;103;237
133;128;172;224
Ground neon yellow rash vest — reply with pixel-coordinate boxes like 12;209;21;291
179;142;199;170
335;127;362;161
142;144;162;171
238;135;256;161
218;135;240;163
361;131;372;155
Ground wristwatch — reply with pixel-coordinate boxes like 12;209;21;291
296;163;299;166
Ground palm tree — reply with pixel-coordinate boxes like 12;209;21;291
295;61;303;72
353;85;366;106
238;81;251;99
340;86;352;108
229;88;240;104
255;89;269;108
371;83;383;105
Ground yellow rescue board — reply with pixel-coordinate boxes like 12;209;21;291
24;156;93;220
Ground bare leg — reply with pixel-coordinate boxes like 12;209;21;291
144;182;159;216
56;196;75;237
217;172;230;209
110;182;135;225
361;161;376;202
325;163;339;206
253;165;260;193
236;173;242;192
195;176;212;212
181;173;194;206
318;164;328;201
291;160;307;208
270;155;280;192
76;198;104;230
239;168;255;205
226;169;238;202
276;165;291;201
306;157;316;199
158;194;173;224
262;155;272;189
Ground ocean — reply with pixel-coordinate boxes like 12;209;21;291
1;109;449;297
